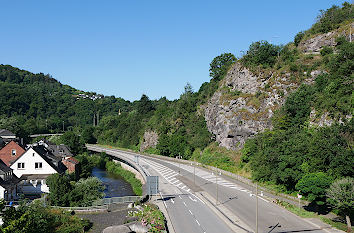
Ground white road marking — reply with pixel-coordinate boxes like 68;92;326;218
189;210;193;215
171;199;174;204
196;219;200;226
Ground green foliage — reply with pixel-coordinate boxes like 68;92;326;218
46;173;104;207
284;84;314;127
320;46;334;56
68;177;105;207
81;126;97;144
60;131;84;155
127;204;166;231
294;31;305;46
242;40;282;68
46;173;72;206
105;161;143;196
0;200;91;233
76;153;142;196
243;122;353;191
295;172;333;206
309;2;353;35
327;177;354;219
209;53;236;81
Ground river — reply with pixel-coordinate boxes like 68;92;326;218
91;167;135;197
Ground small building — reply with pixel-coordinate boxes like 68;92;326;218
10;146;66;195
0;129;17;143
31;139;79;173
0;141;26;167
62;157;80;174
0;160;20;201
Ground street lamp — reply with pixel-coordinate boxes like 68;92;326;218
256;183;258;233
191;162;196;185
212;171;221;205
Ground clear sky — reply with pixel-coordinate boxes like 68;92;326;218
0;0;347;101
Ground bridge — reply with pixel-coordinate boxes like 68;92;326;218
29;133;63;138
86;144;331;233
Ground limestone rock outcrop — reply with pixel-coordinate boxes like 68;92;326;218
140;131;159;151
204;62;314;150
299;23;353;53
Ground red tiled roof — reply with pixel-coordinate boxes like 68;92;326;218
0;141;25;166
65;157;80;164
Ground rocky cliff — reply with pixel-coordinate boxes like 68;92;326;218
204;63;317;150
299;22;353;53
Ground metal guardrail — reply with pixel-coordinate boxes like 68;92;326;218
51;196;142;212
94;196;143;206
51;205;108;212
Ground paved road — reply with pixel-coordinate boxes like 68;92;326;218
88;145;235;233
87;145;334;233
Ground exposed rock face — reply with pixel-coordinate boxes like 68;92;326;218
140;131;159;151
204;62;314;150
299;23;354;53
309;108;352;127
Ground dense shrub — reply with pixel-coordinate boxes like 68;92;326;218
241;40;282;68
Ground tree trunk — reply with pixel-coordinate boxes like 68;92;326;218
346;215;352;233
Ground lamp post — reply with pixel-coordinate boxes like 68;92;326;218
191;162;196;185
212;172;221;205
256;183;258;233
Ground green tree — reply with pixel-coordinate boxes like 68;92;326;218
60;131;83;155
68;177;104;207
46;173;72;206
209;53;236;81
137;94;154;115
295;172;333;207
327;177;354;232
242;40;281;68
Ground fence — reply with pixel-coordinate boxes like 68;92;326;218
94;196;143;206
51;205;108;212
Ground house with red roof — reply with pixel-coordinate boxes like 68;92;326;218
0;141;25;166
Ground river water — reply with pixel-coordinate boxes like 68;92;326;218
91;167;135;197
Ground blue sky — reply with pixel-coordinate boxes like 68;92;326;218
0;0;347;101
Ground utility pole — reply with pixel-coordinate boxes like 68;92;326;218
93;113;96;126
193;162;196;185
256;183;259;233
62;121;64;132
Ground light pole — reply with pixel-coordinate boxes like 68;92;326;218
256;183;258;233
213;172;221;205
191;162;196;185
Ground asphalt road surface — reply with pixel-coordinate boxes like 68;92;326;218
87;145;331;233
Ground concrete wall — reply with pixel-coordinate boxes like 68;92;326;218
116;160;145;184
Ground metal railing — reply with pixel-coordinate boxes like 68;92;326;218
94;196;143;206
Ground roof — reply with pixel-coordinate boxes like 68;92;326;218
0;141;26;166
34;139;73;158
0;129;16;137
0;174;20;189
11;145;66;174
64;157;80;165
31;146;66;173
0;159;12;174
21;174;53;180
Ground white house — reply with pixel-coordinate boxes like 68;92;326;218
10;146;64;194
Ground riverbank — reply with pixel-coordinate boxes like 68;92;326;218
77;152;143;196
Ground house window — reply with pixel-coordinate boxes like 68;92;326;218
17;163;25;169
35;162;42;169
11;149;16;156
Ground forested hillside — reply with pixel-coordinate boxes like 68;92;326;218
0;65;131;139
0;1;353;215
